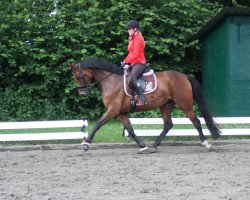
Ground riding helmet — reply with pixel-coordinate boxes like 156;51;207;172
126;20;140;30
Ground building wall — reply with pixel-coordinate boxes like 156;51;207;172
229;16;250;116
202;15;250;116
202;19;230;116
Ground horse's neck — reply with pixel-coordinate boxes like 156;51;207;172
93;69;110;82
93;69;122;92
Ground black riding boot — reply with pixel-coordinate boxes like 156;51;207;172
132;80;147;105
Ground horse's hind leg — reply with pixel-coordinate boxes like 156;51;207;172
185;110;212;149
153;101;175;148
118;114;149;154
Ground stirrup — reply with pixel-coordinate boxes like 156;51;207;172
137;98;147;106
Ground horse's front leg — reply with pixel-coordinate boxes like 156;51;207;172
153;101;174;148
118;114;151;154
82;109;117;151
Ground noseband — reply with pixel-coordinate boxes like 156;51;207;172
74;67;93;90
75;66;123;90
77;73;92;89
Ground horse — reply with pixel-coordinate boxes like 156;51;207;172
70;58;220;154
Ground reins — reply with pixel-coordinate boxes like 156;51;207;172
78;66;123;89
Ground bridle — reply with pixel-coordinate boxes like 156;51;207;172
75;66;123;90
76;70;92;90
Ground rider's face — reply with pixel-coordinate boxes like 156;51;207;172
128;28;137;36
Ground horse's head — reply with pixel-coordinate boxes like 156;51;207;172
70;62;93;96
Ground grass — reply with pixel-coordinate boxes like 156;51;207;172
0;119;250;146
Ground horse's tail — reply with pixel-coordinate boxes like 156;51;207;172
187;75;221;139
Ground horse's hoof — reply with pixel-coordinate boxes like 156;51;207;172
138;147;150;155
81;142;90;151
201;140;211;150
149;146;158;153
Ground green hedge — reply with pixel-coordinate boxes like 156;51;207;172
0;0;224;120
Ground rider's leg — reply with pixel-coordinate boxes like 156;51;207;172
129;63;148;105
131;80;147;105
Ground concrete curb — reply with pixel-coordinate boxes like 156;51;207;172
0;139;249;152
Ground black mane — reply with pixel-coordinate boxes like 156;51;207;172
78;58;123;75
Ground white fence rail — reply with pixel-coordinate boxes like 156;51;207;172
125;117;250;137
1;117;249;142
0;120;88;142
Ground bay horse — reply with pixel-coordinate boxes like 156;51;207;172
70;58;220;154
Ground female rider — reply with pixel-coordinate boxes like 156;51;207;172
122;20;147;105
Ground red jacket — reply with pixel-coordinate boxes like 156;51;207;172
124;32;146;65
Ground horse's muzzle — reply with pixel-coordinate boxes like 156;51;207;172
77;88;88;96
76;84;89;96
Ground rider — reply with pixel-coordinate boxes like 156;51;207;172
122;20;147;105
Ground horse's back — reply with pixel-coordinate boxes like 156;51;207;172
155;70;193;106
156;70;187;77
156;70;191;87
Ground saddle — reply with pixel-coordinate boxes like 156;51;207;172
124;64;157;109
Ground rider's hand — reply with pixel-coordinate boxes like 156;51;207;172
120;61;126;68
123;64;130;69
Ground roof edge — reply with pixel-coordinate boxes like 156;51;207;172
196;7;250;40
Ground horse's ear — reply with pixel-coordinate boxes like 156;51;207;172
69;63;76;70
